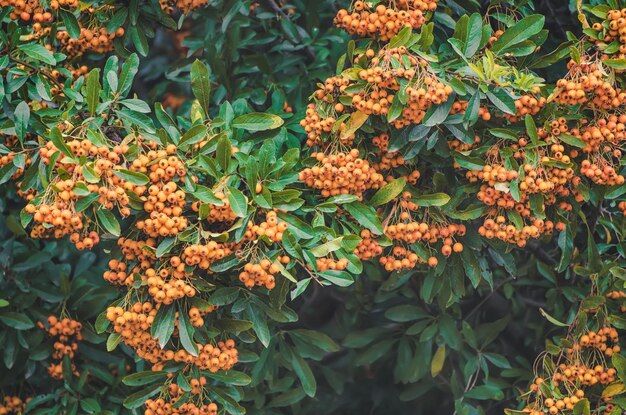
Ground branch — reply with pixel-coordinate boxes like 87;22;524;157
10;55;65;91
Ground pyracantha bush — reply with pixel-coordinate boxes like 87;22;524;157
1;0;626;415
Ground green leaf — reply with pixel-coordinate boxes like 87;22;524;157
204;370;251;386
525;114;538;145
151;305;176;348
179;124;208;148
191;59;211;114
288;347;317;397
389;25;412;49
216;134;231;171
14;101;30;141
118;54;139;95
85;69;101;115
486;89;516;115
539;308;569;327
156;237;176;258
491;15;545;54
464;14;483;57
18;43;56;65
558;133;587;148
113;169;150;185
75;192;100;213
232;113;284;131
613;354;626;385
289;329;340;353
120;99;151;113
573;398;590;415
603;58;626;70
96;209;121;236
122;371;168;386
226;187;247;217
370;178;406;207
106;333;122;351
49;127;73;158
0;312;34;329
413;193;450;207
309;237;344;257
59;9;80;38
123;385;162;409
343;202;384;235
177;306;198;356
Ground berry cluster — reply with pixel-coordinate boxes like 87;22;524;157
299;150;385;199
239;259;281;289
449;99;492;121
106;303;237;372
38;316;83;379
145;399;217;415
57;26;125;59
334;0;437;41
159;0;209;15
522;322;623;415
568;327;621;357
354;229;383;261
0;396;29;415
502;90;546;123
479;215;555;247
554;59;626;110
245;211;288;243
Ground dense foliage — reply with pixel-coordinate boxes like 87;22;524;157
1;1;626;415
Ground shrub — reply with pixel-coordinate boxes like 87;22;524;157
0;1;626;415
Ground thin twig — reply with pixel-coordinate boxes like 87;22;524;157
10;55;65;91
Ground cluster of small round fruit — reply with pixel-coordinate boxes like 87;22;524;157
182;242;232;271
576;114;626;152
379;246;423;271
478;216;555;247
56;26;125;59
354;229;384;261
580;158;625;185
501;90;546;123
145;267;197;305
0;0;54;22
188;306;215;327
591;9;626;48
239;259;281;289
0;396;29;415
449;99;492;121
144;377;218;415
38;316;83;380
159;0;209;15
25;137;154;245
193;191;238;226
106;303;237;372
382;213;465;269
553;59;626;110
522;321;623;415
524;382;586;415
117;237;157;264
316;257;349;272
245;211;288;243
299;150;385;199
568;327;621;357
138;184;189;238
299;103;344;148
553;363;617;387
334;0;438;41
145;398;217;415
371;133;407;171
